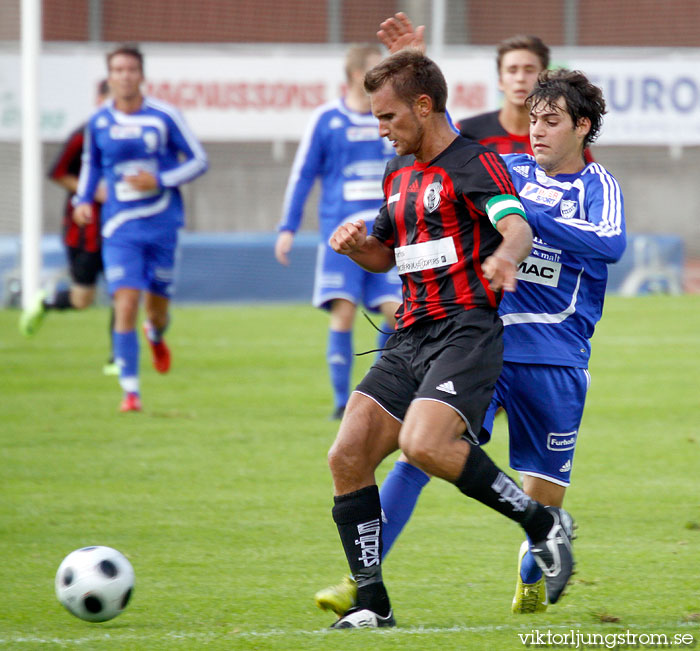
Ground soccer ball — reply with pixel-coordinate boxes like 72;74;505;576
55;546;134;622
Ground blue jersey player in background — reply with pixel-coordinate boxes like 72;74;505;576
315;62;625;619
275;44;402;420
74;45;208;412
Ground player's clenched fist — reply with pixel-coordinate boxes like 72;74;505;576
482;253;519;293
330;220;367;255
73;202;94;226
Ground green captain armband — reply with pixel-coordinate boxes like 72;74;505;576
485;194;527;228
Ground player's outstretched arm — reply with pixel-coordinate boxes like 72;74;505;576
483;214;533;292
378;12;426;54
330;220;394;273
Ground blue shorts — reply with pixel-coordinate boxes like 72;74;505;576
102;226;178;297
312;240;402;312
481;362;590;486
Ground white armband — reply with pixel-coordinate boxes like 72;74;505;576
485;194;527;228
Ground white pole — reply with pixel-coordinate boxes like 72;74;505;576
21;0;42;310
431;0;446;62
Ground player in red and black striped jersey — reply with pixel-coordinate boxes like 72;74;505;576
20;81;116;373
323;50;575;630
373;138;522;328
459;109;532;155
50;125;102;255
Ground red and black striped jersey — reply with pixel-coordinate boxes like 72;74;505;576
458;110;531;155
372;136;524;330
48;125;101;252
457;109;594;162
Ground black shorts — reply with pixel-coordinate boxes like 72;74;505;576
67;247;103;286
355;308;503;443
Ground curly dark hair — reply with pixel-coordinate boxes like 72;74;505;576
527;69;606;147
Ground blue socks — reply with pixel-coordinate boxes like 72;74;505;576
113;330;139;395
379;461;431;558
520;538;543;583
327;329;352;409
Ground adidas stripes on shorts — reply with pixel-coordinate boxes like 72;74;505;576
355;308;503;444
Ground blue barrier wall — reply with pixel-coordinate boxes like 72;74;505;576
0;232;685;306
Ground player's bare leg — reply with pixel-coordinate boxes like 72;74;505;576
69;284;97;310
143;292;171;373
523;475;565;508
328;392;399;495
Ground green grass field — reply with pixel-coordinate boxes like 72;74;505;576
1;296;699;650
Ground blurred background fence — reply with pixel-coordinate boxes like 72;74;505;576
1;0;699;301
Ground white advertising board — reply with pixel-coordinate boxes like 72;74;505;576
2;49;700;144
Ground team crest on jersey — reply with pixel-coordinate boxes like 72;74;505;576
560;199;578;219
96;116;109;128
423;182;442;213
143;130;159;153
513;165;530;178
329;117;344;129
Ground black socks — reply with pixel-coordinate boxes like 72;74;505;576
47;289;73;310
332;485;391;616
454;443;553;541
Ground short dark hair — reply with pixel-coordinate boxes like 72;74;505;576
527;69;607;147
106;44;144;73
364;49;447;113
496;35;549;72
344;44;382;82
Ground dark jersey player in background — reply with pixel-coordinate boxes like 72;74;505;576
20;80;117;375
457;34;593;164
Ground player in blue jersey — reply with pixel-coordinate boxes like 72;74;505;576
315;32;625;618
275;44;402;420
73;45;208;412
481;68;624;612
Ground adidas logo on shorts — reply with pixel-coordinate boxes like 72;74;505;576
436;380;457;395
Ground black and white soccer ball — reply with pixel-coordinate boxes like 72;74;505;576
55;546;134;622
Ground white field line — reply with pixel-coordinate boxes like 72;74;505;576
1;622;587;645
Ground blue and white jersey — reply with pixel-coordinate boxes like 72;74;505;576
75;97;208;239
279;98;395;241
500;154;626;367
